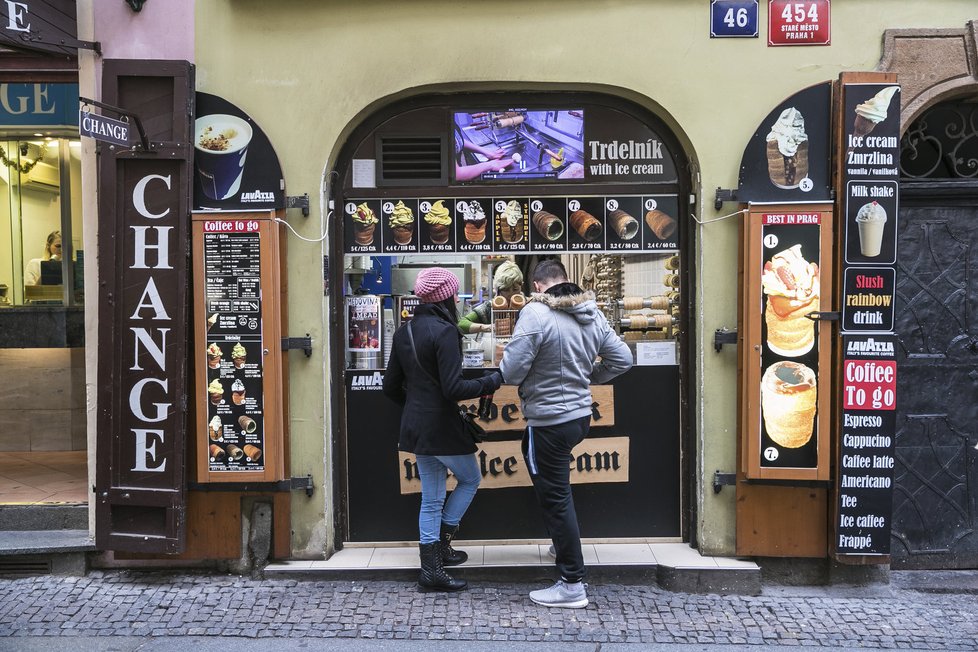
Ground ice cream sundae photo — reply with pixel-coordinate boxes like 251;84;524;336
762;244;820;357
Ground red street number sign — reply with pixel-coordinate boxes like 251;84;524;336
768;0;830;46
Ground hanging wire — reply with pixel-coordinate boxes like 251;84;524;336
691;207;747;225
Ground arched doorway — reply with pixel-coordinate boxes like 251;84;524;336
893;98;978;568
327;90;697;547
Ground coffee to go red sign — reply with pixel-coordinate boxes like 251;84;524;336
768;0;830;46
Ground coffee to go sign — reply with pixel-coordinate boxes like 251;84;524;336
768;0;830;46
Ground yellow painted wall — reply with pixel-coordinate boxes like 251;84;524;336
195;0;978;557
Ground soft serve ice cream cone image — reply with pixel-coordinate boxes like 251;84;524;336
762;244;819;357
761;360;817;449
423;200;452;244
766;107;809;189
849;86;899;152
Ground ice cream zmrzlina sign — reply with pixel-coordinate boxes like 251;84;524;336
834;73;899;557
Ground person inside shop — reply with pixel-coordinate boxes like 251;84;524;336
454;123;514;181
457;259;524;334
500;259;633;608
24;230;62;286
383;267;502;593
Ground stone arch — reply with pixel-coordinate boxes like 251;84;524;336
877;21;978;130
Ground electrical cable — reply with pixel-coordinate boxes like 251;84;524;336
273;215;330;242
691;208;747;225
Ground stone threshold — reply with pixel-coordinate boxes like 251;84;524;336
265;541;761;595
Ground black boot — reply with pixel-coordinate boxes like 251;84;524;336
418;542;466;592
440;523;468;566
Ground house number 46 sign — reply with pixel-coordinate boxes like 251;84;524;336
769;0;830;46
710;1;758;38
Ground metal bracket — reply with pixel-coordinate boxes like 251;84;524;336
715;187;738;210
282;334;313;358
292;474;315;498
188;475;315;496
78;96;150;151
15;33;100;54
714;327;738;352
286;193;310;217
805;311;841;321
713;471;736;494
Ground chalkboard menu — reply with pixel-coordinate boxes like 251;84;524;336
837;334;897;555
202;224;266;472
192;213;285;483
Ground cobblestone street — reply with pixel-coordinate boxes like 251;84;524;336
1;571;977;649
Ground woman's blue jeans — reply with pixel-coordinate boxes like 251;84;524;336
415;453;481;544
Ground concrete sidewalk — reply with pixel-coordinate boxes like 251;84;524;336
1;570;977;649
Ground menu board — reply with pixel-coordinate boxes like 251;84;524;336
201;222;266;472
757;212;822;470
342;194;680;255
840;81;900;334
837;334;896;555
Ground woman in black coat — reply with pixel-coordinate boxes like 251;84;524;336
383;267;501;592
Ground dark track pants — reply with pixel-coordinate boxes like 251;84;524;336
522;415;591;583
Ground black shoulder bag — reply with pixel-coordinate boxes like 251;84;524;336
406;322;488;444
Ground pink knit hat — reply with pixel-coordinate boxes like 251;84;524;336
414;267;459;304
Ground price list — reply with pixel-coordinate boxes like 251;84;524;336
202;226;266;472
837;333;896;555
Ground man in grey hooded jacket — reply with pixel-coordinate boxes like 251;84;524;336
500;259;633;608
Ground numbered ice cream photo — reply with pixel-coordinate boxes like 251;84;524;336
231;379;246;405
208;378;224;405
761;361;817;449
609;209;639;240
460;200;487;244
206;343;222;369
206;313;218;332
389;200;415;245
569;209;602;241
855;200;887;257
766;107;809;189
208;415;223;442
852;86;899;142
351;202;378;245
231;342;247;369
532;210;564;241
762;244;819;357
423;200;452;244
644;209;677;240
498;200;524;243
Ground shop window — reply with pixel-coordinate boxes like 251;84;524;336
0;138;82;307
900;99;978;180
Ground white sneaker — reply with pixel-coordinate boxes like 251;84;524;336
529;580;588;608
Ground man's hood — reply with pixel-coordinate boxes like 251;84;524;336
529;282;599;324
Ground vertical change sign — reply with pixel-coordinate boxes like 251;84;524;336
837;334;896;555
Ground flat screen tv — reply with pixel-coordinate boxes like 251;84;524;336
452;109;585;183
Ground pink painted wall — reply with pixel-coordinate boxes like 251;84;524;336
93;0;194;61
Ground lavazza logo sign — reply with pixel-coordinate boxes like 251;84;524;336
241;189;274;203
846;338;894;355
350;372;383;390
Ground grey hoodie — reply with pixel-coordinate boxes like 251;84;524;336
500;283;634;427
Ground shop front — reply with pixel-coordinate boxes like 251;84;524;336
329;93;692;545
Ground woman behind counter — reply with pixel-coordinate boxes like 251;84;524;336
457;259;524;334
24;230;62;286
383;267;502;592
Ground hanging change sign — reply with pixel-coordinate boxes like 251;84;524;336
79;109;131;147
711;1;758;38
